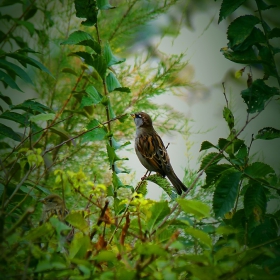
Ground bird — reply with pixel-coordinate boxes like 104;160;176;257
131;112;188;195
40;194;69;224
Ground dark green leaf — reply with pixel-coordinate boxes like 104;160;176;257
203;164;232;188
6;53;54;77
185;227;212;248
108;99;116;119
11;99;53;114
97;0;115;10
0;92;12;105
244;182;267;218
92;54;107;79
24;6;37;21
106;72;121;92
103;42;125;67
61;30;101;54
0;123;21;141
112;172;123;189
85;85;103;104
257;45;278;78
256;0;276;10
146;201;170;232
68;51;95;66
0;0;22;7
199;152;223;171
227;15;260;49
268;27;280;39
213;169;242;218
256;127;280;140
106;144;121;166
0;111;27;125
16;20;35;36
218;0;246;23
221;47;261;64
218;138;230;150
244;162;275;179
241;79;279;113
113;87;130;93
74;0;98;26
61;68;77;76
0;69;22;91
199;141;216;152
0;59;33;84
223;107;234;130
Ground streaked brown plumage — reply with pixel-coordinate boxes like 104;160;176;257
131;112;188;195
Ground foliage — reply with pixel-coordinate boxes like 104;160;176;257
0;0;279;279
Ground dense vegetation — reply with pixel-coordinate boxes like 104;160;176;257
0;0;279;279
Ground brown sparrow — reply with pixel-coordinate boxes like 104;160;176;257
131;112;188;195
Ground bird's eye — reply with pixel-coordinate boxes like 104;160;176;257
137;114;142;118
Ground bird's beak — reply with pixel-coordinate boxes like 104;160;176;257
130;113;135;119
40;198;46;204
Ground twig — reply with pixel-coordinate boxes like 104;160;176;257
222;82;229;108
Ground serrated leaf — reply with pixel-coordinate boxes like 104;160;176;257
85;85;103;104
256;127;280;140
146;201;170;232
0;111;27;125
244;182;267;218
91;54;107;79
185;227;212;248
241;79;279;113
69;51;95;66
244;162;275;179
218;0;246;23
65;212;89;233
221;47;261;64
213;169;242;218
0;59;33;84
103;42;125;67
177;198;210;219
204;164;232;187
69;232;90;259
106;144;121;166
0;123;21;141
106;72;121;92
0;69;22;91
227;15;260;48
29;113;55;123
199;141;216;152
112;172;123;189
199;152;223;171
61;30;101;54
223;107;234;130
257;0;276;10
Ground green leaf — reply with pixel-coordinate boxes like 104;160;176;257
106;144;123;166
49;127;72;146
74;0;98;26
94;251;117;262
68;51;95;66
49;216;71;237
112;172;123;189
244;182;267;218
199;152;223;171
6;53;54;77
199;141;216;152
69;232;90;259
81;119;107;142
16;20;35;36
223;107;234;130
227;15;260;49
241;79;279;113
103;42;125;67
213;169;242;218
65;212;89;233
221;47;261;65
185;227;212;248
135;242;167;256
257;0;276;10
25;222;53;240
0;92;12;105
11;99;52;114
106;72;121;92
0;69;22;91
92;54;107;79
0;111;27;125
85;85;103;104
0;59;33;84
255;127;280;140
29;113;55;123
268;27;280;39
0;123;21;141
177;198;210;219
146;201;170;232
218;0;246;23
203;164;232;188
244;162;275;179
97;0;115;10
61;30;101;54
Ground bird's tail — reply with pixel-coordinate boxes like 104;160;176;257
167;172;188;195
